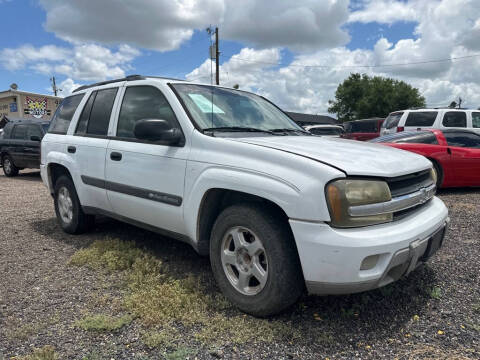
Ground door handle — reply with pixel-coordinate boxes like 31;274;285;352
110;152;122;161
67;146;76;154
447;147;451;155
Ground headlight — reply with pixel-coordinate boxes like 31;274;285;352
430;167;437;187
326;179;392;228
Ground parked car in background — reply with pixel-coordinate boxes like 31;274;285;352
372;129;480;188
0;119;50;176
342;118;384;141
381;108;480;135
304;124;344;137
40;75;448;316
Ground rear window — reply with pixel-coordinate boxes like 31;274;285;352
405;111;438;127
48;94;84;134
371;131;438;144
345;121;379;133
86;88;118;136
383;112;403;129
442;111;466;127
308;127;343;136
472;112;480;128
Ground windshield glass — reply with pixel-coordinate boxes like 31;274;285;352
383;112;403;129
171;84;303;131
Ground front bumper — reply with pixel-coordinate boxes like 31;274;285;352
290;196;449;295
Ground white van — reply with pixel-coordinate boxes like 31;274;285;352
381;108;480;135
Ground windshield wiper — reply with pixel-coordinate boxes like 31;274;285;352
203;126;277;135
269;128;311;135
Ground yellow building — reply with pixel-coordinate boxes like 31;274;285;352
0;89;62;121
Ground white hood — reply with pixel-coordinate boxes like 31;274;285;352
233;136;431;177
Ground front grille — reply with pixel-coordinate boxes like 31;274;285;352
386;169;435;219
386;169;433;197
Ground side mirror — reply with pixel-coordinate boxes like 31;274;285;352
134;119;182;145
30;135;41;141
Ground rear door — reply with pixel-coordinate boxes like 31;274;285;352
9;124;29;167
70;87;120;212
441;111;467;131
105;84;189;235
24;124;43;168
443;131;480;186
404;111;438;132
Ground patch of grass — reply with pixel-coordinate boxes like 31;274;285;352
75;314;133;332
473;303;480;314
69;238;144;271
143;327;180;349
428;286;442;299
5;323;42;341
164;346;196;360
70;238;305;346
13;346;58;360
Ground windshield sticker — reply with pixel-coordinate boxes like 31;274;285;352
188;94;225;114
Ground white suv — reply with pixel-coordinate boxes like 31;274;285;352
382;108;480;135
41;75;449;316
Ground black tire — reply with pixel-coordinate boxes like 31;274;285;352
54;175;94;234
2;155;19;177
431;160;443;189
210;203;304;317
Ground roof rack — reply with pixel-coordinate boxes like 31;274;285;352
72;75;187;93
72;75;146;93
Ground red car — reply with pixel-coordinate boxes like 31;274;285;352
342;118;384;141
372;129;480;188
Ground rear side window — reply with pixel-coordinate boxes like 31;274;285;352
12;124;28;139
392;132;438;144
48;94;84;134
405;112;437;127
27;125;43;140
117;86;177;139
442;112;466;127
86;88;118;136
472;112;480;128
383;112;403;129
345;121;378;133
444;131;480;148
75;92;96;135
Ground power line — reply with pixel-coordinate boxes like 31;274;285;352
224;53;480;69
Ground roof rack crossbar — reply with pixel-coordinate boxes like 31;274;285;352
72;75;146;93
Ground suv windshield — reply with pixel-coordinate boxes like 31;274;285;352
171;84;303;132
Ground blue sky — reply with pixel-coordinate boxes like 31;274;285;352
1;0;479;114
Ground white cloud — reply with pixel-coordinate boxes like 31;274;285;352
39;0;350;52
0;43;141;81
349;0;419;24
58;78;83;95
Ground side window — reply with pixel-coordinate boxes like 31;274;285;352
12;124;28;139
444;132;480;148
86;88;118;136
27;125;43;140
442;112;466;127
405;112;438;127
383;112;403;129
75;91;96;135
117;86;178;139
472;112;480;128
48;94;84;134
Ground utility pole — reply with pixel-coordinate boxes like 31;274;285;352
458;97;462;109
215;27;219;85
51;76;58;96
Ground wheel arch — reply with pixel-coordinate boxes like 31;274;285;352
47;162;74;194
195;188;294;256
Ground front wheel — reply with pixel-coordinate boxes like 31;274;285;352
54;175;94;234
2;155;19;177
210;204;304;317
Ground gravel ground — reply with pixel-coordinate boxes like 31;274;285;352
0;170;479;359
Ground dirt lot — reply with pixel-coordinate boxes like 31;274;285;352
0;170;479;360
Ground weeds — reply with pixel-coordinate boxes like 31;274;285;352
75;314;133;332
428;286;442;299
12;346;58;360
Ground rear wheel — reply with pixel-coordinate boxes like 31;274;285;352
54;175;94;234
2;155;19;177
210;203;303;317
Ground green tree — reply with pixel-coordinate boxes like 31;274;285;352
328;73;426;122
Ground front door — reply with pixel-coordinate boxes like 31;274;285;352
444;131;480;186
105;85;188;235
